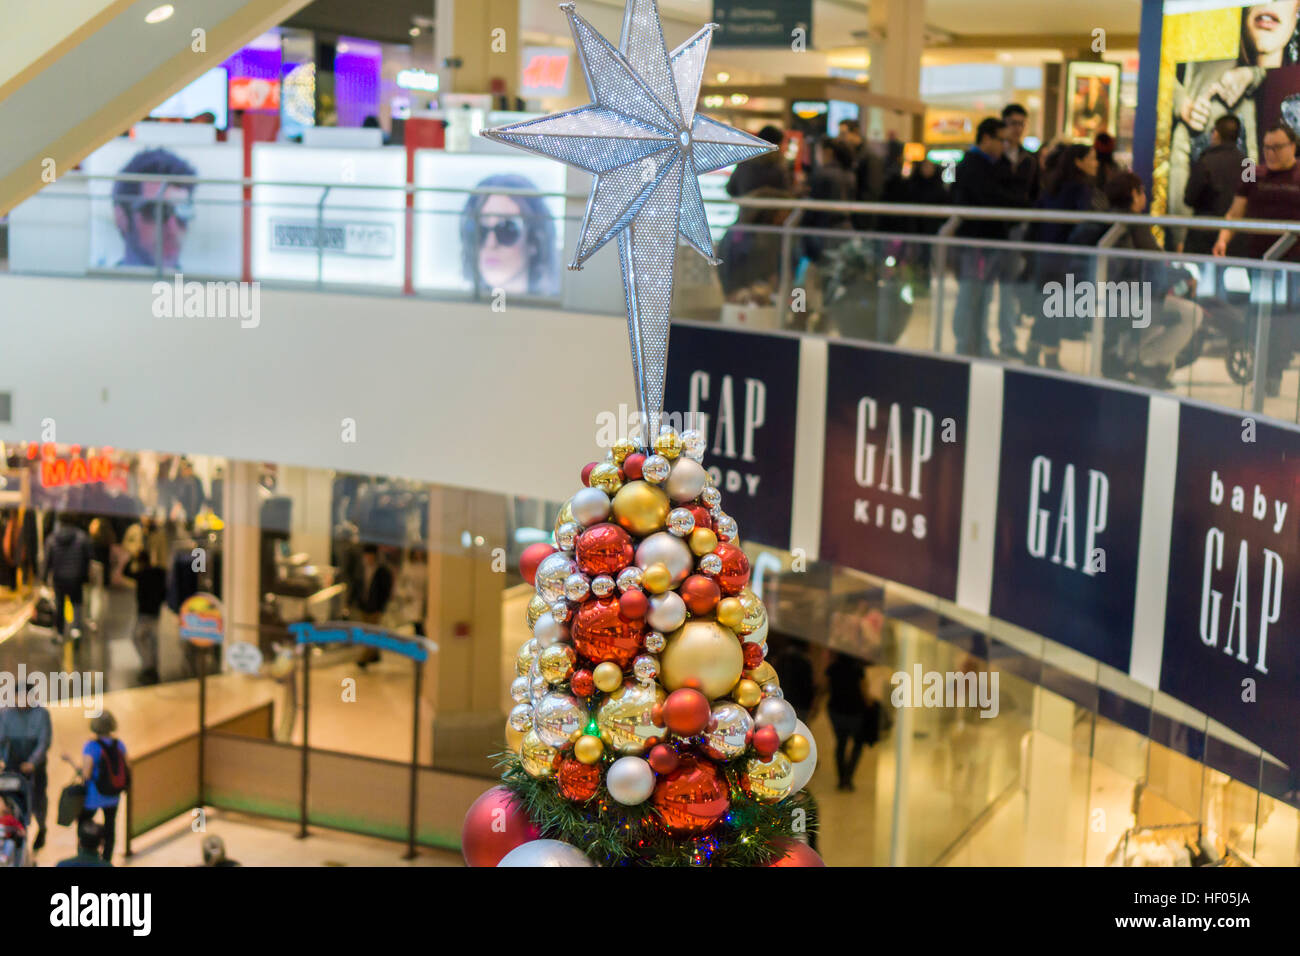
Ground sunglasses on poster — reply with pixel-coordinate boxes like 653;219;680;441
478;217;525;247
127;197;195;224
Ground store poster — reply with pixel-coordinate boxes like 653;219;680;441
251;145;407;287
1160;405;1300;770
818;345;968;600
1064;61;1121;142
412;152;566;296
989;372;1148;670
84;139;243;277
664;323;799;550
1154;1;1300;226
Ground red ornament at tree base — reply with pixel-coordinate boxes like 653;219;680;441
557;758;601;801
652;755;729;835
743;641;765;670
648;743;680;775
576;522;635;576
679;574;721;616
767;837;826;867
713;542;751;595
461;786;540;867
663;687;711;736
519;543;557;587
572;597;644;668
752;724;780;758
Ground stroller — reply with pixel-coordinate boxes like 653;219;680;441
0;772;32;867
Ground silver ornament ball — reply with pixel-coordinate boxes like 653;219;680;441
535;552;578;603
497;839;594;867
646;590;687;632
555;521;581;552
550;600;571;623
667;507;696;537
643;630;666;653
534;692;587;749
532;611;568;648
510;676;531;703
665;457;709;504
633;654;659;682
616;566;644;592
590;574;616;598
570;486;611;526
635;532;693;586
642;454;671;483
714;514;738;542
563;572;591;603
508;702;535;733
605;756;656;805
681;429;706;461
699;553;723;576
753;696;798;741
701;486;721;509
699;702;754;761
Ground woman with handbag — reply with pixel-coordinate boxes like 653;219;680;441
63;712;128;863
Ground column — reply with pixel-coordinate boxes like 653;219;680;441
221;460;262;650
435;0;521;98
867;0;926;141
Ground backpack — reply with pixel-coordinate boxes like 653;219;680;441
93;740;129;797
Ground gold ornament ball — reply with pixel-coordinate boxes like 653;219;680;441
611;438;636;465
653;431;683;461
732;678;762;708
589;461;625;495
611;481;670;537
593;661;624;693
688;527;718;556
515;637;540;677
745;661;778;686
745;751;794;802
783;733;811;763
525;594;549;629
715;597;745;629
642;562;673;594
596;680;666;755
538;643;576;684
574;734;604;764
520;729;559;778
736;589;767;636
505;718;525;754
661;620;744;700
553;499;575;539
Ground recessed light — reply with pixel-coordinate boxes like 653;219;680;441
716;71;730;83
409;26;420;37
145;4;174;24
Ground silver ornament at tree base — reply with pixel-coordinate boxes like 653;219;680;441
556;521;581;552
665;457;708;503
636;531;693;584
606;756;656;805
616;566;644;592
789;719;819;794
510;675;531;703
508;702;535;733
532;611;568;648
699;701;753;760
534;692;587;748
754;697;797;741
536;553;578;603
564;572;591;602
498;839;595;867
591;574;616;598
571;487;612;526
744;751;794;802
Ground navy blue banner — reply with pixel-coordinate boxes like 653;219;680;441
665;322;800;549
1160;406;1300;772
712;0;812;47
989;372;1148;670
818;345;968;599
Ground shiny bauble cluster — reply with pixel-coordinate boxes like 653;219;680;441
507;427;815;837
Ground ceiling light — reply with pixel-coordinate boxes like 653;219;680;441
716;71;730;83
410;26;421;37
145;4;174;24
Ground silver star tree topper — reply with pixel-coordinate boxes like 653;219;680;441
482;0;774;443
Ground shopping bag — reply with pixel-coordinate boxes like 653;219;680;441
57;783;85;826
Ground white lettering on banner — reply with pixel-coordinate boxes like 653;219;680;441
1026;456;1109;576
849;396;935;540
687;370;765;463
1198;471;1285;674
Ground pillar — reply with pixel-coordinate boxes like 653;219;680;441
867;0;925;141
436;0;521;99
222;460;262;651
280;465;333;567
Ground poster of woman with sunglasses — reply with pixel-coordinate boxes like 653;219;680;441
412;153;566;296
85;139;242;276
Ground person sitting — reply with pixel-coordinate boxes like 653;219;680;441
56;820;112;867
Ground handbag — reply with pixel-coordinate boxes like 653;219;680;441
57;782;85;826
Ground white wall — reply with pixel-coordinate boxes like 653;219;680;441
0;275;636;504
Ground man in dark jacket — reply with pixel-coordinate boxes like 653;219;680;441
952;117;1031;356
725;126;789;197
0;676;52;851
1184;114;1247;254
43;517;92;640
996;104;1041;357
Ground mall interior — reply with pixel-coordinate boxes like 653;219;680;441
0;0;1297;870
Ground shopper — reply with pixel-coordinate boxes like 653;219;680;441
0;675;52;852
1184;114;1248;254
951;117;1030;357
717;186;794;298
837;119;886;229
996;103;1042;359
1093;132;1121;192
801;137;856;264
1026;144;1104;370
352;545;394;668
43;514;93;642
201;834;241;867
123;548;166;684
55;820;112;868
1214;121;1300;396
68;712;128;862
725;125;789;197
826;651;875;791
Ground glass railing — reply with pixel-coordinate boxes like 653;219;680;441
6;174;1300;423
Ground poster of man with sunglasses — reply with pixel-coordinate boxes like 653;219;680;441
85;139;242;276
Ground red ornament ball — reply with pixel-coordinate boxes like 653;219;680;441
679;574;721;616
767;838;826;867
570;668;595;698
651;755;729;835
752;724;781;758
686;504;713;531
648;743;680;775
713;542;751;595
663;687;711;736
618;588;648;620
557;758;601;802
461;785;540;867
519;543;557;588
575;522;635;577
572;597;645;668
623;452;646;480
581;462;598;486
743;641;765;670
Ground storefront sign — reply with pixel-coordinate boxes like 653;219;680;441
396;68;439;93
818;346;968;599
229;76;280;112
28;443;118;490
288;621;430;661
989;373;1148;670
179;593;224;646
225;640;264;675
1159;406;1300;770
712;0;812;47
520;47;570;99
665;323;799;549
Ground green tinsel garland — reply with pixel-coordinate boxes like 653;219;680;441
495;752;818;867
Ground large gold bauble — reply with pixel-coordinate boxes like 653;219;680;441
611;481;670;537
520;729;559;778
745;661;778;686
553;499;575;539
744;752;794;802
661;620;744;700
515;637;540;677
589;461;625;495
526;594;550;629
732;678;762;709
538;643;576;684
653;431;683;461
735;589;767;636
783;733;811;763
574;734;604;764
505;718;525;753
593;661;624;693
596;680;666;755
611;438;636;465
688;527;718;556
